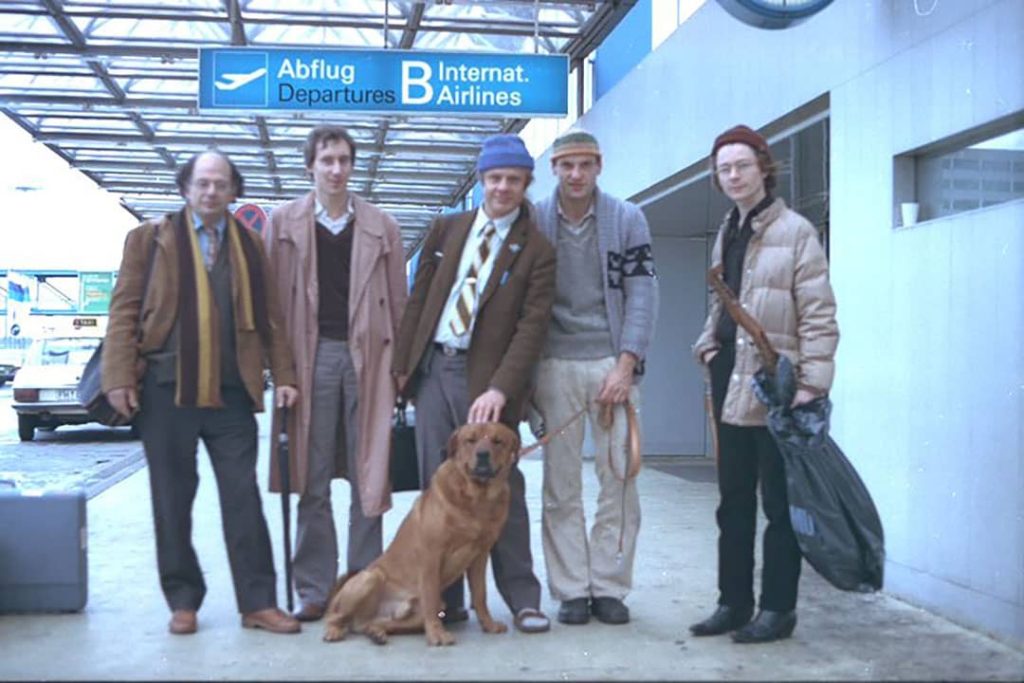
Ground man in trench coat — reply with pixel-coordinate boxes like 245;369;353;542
263;125;408;622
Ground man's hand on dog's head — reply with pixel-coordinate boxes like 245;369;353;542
468;388;506;424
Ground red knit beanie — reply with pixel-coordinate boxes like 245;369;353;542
711;125;770;160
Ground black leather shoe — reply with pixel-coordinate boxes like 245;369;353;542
689;604;754;636
557;598;591;625
440;606;469;625
591;597;630;625
731;609;797;643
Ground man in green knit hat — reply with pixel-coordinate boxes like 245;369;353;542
532;130;659;626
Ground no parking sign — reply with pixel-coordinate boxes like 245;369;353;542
234;203;268;234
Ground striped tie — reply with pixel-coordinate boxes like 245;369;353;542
449;221;497;337
202;225;218;269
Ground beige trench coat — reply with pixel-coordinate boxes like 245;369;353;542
693;198;839;427
263;191;407;517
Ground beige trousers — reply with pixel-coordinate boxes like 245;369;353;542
534;356;641;602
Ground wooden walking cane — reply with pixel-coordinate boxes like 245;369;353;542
277;405;294;613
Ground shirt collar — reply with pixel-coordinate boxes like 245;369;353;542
476;205;520;239
730;193;774;232
315;197;354;223
556;200;596;225
192;211;227;235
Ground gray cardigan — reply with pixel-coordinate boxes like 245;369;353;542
535;186;658;367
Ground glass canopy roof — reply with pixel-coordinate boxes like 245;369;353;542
0;0;631;247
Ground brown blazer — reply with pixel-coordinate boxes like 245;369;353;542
101;209;296;412
392;203;555;425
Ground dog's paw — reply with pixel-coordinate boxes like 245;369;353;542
480;619;507;634
322;625;347;643
365;625;390;645
426;626;456;646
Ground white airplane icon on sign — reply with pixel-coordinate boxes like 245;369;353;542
214;68;267;91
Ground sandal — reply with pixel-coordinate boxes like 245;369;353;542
514;607;551;634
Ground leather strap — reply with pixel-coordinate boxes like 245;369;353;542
707;264;779;372
520;400;642;481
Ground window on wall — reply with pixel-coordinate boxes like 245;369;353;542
652;0;707;49
769;118;831;255
894;115;1024;227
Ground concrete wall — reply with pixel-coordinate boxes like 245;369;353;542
530;0;1024;645
642;234;707;456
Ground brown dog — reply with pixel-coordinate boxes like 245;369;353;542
322;421;520;646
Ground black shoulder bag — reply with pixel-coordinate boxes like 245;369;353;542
77;229;159;427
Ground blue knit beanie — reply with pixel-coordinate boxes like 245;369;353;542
477;134;534;174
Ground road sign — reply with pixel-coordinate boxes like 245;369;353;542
79;272;114;314
198;47;568;117
234;203;268;234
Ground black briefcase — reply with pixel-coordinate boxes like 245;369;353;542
0;488;88;612
390;402;420;492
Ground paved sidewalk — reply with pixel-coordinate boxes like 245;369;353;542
0;416;1021;681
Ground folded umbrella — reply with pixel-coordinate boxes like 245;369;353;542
277;405;294;612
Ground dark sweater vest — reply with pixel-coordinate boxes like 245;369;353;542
316;220;354;341
153;238;244;390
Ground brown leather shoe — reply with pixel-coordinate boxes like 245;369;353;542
241;607;301;634
292;602;325;622
168;609;197;635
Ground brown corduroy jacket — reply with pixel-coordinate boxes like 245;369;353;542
101;209;296;413
392;203;556;426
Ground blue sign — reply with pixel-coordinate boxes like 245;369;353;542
198;48;568;117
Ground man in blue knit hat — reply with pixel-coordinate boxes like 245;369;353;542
393;133;555;636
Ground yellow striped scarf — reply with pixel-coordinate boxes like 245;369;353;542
175;210;264;408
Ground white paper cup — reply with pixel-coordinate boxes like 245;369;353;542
900;202;920;227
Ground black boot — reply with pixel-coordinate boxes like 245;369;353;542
557;598;591;625
689;604;754;636
731;609;797;643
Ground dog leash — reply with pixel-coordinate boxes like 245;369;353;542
518;405;588;456
597;401;643;560
520;400;643;561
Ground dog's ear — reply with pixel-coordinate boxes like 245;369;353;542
447;427;462;461
509;426;521;463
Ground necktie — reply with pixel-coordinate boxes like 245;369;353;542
449;222;497;337
202;225;218;269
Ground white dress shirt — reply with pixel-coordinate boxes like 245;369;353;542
434;206;520;349
315;196;355;235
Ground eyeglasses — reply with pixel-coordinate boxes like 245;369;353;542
191;179;231;193
715;160;758;176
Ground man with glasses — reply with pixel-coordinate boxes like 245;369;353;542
531;130;658;627
263;125;407;623
691;125;839;643
103;150;301;636
392;133;555;635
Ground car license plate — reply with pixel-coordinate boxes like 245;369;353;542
40;388;79;402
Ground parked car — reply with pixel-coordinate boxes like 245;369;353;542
0;347;25;387
12;336;104;441
0;363;17;387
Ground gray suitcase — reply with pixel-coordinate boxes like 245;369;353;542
0;488;87;612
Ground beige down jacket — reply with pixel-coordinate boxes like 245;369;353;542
693;198;839;427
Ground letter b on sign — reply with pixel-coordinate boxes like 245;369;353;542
401;60;433;105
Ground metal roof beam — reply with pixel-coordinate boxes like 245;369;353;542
33;131;481;155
